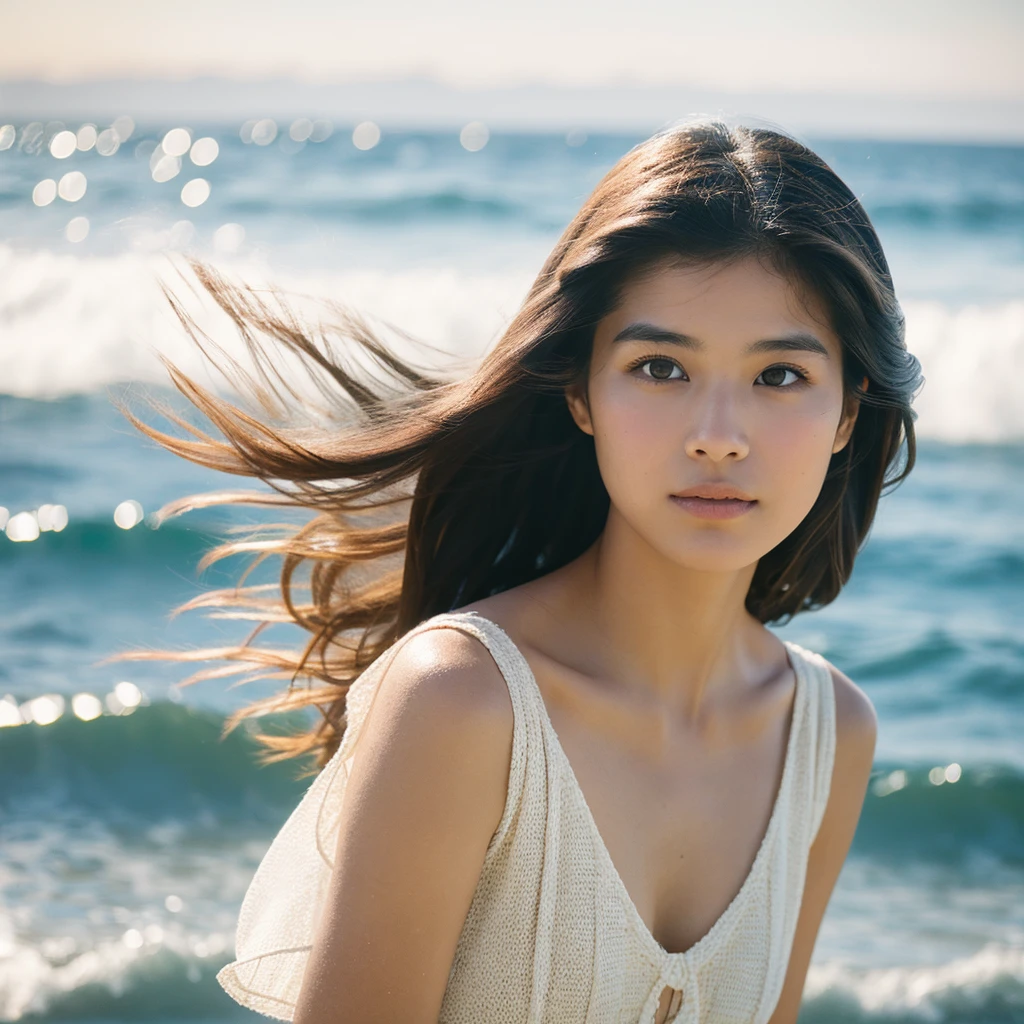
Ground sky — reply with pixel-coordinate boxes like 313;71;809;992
4;0;1023;99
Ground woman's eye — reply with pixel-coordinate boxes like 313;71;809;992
756;365;805;387
636;357;686;381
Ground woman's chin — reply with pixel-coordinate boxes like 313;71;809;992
662;541;763;575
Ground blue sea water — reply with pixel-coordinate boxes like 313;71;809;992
0;117;1023;1022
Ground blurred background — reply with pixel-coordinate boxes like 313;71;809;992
1;1;1023;1022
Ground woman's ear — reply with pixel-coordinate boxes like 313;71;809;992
832;377;867;454
565;382;595;436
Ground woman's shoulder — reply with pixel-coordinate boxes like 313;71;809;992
345;620;516;857
786;635;876;751
382;617;516;733
802;654;877;833
819;657;877;754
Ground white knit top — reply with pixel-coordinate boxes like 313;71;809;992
217;609;837;1024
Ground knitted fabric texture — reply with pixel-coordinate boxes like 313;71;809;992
217;610;837;1024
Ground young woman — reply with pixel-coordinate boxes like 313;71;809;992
135;120;921;1024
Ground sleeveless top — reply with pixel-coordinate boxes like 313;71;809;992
216;610;837;1024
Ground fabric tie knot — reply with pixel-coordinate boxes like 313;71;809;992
660;955;693;991
644;955;700;1024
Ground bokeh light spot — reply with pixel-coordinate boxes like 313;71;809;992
32;179;57;206
36;504;68;531
114;681;143;708
72;692;103;721
944;762;962;783
161;128;192;157
189;137;219;166
112;115;135;142
151;152;182;183
27;694;65;726
181;178;210;207
460;121;490;152
309;119;333;143
58;171;87;202
213;222;245;253
114;499;144;530
6;511;40;542
165;894;184;912
289;118;313;142
49;130;77;159
0;696;20;728
352;121;381;151
20;122;44;154
0;125;15;151
65;216;90;243
76;124;97;151
168;220;195;249
871;768;908;797
251;119;278;146
95;128;120;156
928;766;947;786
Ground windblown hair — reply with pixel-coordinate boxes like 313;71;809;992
126;120;922;773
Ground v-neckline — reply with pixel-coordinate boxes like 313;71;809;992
459;610;807;966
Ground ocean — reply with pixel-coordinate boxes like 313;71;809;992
1;118;1022;1023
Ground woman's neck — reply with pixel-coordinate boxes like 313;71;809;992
540;512;770;722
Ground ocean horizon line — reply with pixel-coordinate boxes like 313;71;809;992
3;74;1024;143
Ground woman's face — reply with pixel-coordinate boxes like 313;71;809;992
566;256;859;573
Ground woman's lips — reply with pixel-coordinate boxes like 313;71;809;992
669;495;757;520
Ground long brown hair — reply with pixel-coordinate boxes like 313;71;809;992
124;120;922;774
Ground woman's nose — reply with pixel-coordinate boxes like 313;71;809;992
682;386;750;463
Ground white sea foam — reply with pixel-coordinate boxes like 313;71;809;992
0;917;234;1019
0;245;1021;443
905;300;1024;444
0;245;528;403
1;922;1020;1022
0;810;263;1019
804;944;1024;1020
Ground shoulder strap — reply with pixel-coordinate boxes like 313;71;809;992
397;611;537;854
423;612;537;852
789;643;838;842
424;612;536;711
330;612;515;752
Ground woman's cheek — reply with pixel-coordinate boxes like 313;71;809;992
591;387;671;509
760;407;840;531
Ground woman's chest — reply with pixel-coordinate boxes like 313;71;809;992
543;687;792;957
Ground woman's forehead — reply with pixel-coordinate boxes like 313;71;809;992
598;256;840;356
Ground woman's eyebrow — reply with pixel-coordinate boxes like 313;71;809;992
611;322;699;348
611;322;830;357
746;334;830;357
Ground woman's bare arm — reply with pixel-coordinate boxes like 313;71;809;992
293;628;514;1024
767;664;877;1024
